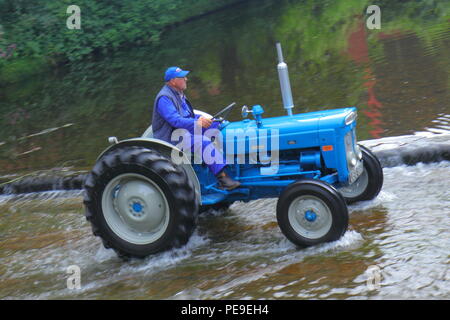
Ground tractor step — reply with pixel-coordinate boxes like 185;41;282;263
201;193;227;205
201;187;250;205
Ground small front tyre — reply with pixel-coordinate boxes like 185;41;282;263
277;179;348;247
339;145;383;204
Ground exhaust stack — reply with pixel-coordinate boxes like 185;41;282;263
276;42;294;116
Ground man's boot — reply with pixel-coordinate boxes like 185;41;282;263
216;171;241;191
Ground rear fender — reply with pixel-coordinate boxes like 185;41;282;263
97;138;201;205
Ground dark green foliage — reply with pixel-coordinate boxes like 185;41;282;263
0;0;242;64
0;0;448;174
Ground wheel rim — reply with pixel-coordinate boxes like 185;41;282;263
339;166;369;199
288;195;333;239
101;173;170;245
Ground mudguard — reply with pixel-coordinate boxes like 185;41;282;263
97;137;201;205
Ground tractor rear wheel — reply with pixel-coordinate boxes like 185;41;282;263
277;179;348;247
83;146;199;259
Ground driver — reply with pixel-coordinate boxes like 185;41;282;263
152;66;241;191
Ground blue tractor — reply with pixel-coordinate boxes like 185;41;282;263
83;44;383;259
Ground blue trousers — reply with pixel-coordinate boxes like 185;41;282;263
187;121;227;176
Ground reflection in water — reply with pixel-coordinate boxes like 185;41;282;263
347;20;385;138
428;114;450;134
0;1;449;171
373;29;449;137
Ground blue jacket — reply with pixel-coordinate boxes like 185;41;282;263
152;85;200;143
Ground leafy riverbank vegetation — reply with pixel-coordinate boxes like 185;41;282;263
0;0;243;84
0;0;448;173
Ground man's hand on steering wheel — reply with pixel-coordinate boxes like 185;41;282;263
197;116;212;128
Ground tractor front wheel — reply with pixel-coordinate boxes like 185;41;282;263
339;145;383;204
277;179;348;247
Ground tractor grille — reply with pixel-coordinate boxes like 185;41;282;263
345;129;363;184
344;130;355;155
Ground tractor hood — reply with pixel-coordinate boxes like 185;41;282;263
221;107;357;152
224;107;357;134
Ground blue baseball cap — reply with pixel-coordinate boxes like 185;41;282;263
164;66;190;82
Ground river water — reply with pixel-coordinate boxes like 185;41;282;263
0;0;449;299
0;161;449;299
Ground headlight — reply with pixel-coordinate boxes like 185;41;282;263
345;111;357;125
350;155;357;167
345;131;358;168
355;144;363;160
348;151;357;167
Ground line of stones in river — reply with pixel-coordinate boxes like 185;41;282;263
0;133;448;195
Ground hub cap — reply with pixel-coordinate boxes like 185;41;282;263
288;195;332;239
304;210;317;222
101;173;169;245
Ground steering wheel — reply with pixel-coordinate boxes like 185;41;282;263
211;102;236;122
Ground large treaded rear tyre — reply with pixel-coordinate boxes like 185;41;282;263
277;179;348;247
83;146;199;259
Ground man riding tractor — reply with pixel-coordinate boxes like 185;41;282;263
152;66;240;191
